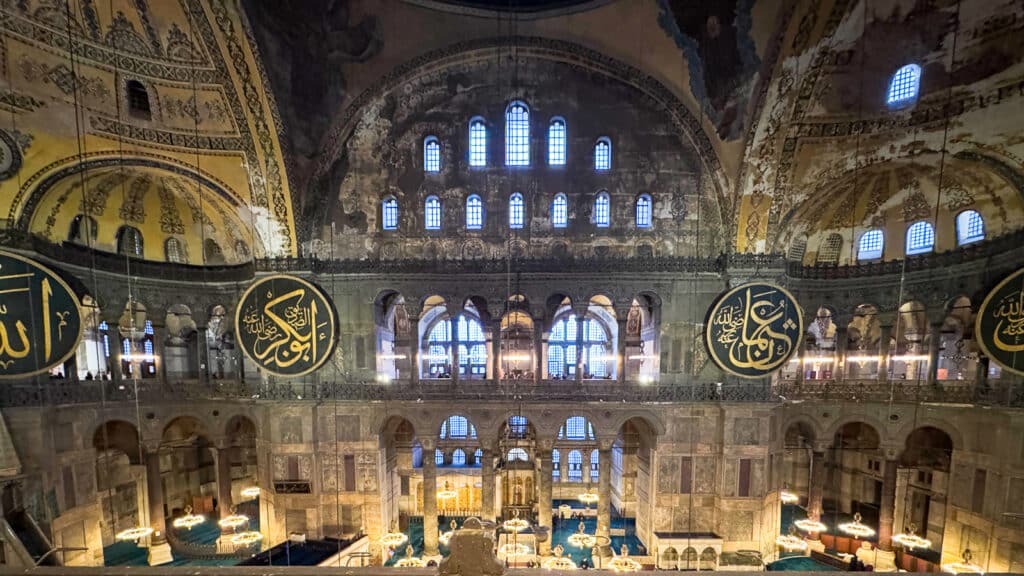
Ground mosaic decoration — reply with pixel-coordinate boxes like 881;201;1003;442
235;275;336;378
705;282;802;378
0;250;82;379
0;129;23;181
976;267;1024;376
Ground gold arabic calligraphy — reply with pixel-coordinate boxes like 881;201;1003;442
711;287;797;374
241;287;330;370
991;285;1024;353
0;261;76;373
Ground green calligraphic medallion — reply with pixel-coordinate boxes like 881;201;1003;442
0;250;83;379
235;274;337;378
976;267;1024;376
705;282;803;379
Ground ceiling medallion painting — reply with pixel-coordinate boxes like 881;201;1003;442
705;282;802;378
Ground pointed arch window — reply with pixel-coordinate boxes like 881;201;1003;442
548;117;566;166
505;101;530;166
857;229;884;261
594;191;610;228
382;196;399;230
594;137;611;171
469;118;487;167
425;196;442;230
956;210;984;245
509;193;525;229
552;193;568;228
635;194;652;228
466;195;484;229
164;238;186;263
116;226;143;257
906;221;935;255
887;64;921;107
424;136;441;173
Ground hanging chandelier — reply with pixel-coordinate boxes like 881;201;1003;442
793;518;827;533
498;543;533;556
608;557;642;572
542;556;578;570
395;557;427;567
218;513;250;530
437;481;458;500
380;531;409;547
230;531;263;546
577;491;599;505
115;526;154;541
172;506;205;530
240;487;261;498
893;523;931;550
838;513;875;538
502;509;530;532
775;534;808;552
439;519;458;546
780;489;799;504
943;549;984;574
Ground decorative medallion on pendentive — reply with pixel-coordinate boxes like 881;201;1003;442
705;282;803;378
0;250;82;379
976;267;1024;376
235;274;337;377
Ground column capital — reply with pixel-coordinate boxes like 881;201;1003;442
142;440;163;454
420;438;436;451
880;445;901;461
596;436;616;451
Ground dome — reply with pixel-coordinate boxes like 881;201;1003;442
28;165;259;266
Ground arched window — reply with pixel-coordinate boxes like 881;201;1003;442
203;238;224;263
412;443;423;468
466;194;484;229
474;448;483;467
141;320;156;377
116;226;143;257
164;238;186;263
382;196;399;230
956;210;984;245
594;137;611;171
509;193;525;229
126;80;151;120
857;229;884;261
435;448;445;466
549;316;611;378
548;118;566;166
508;415;528;439
427;315;487;377
507;448;529;462
452;448;467;466
817;233;843;265
887;64;921;107
552;449;561;481
635;194;652;228
590;449;599;481
505;101;530;166
439;415;477;439
559;416;596;440
788;235;808;262
68;214;97;243
552;193;568;228
99;321;111;360
425;196;442;230
469;118;487;167
567;450;583;481
424;136;441;173
593;191;610;227
906;221;935;255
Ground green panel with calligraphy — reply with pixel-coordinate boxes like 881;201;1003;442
0;250;83;379
235;274;337;378
976;267;1024;376
705;282;803;379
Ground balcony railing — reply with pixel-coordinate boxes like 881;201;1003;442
2;378;1020;408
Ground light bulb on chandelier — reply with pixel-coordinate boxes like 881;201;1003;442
230;531;263;546
172;506;205;530
943;549;984;574
218;509;250;530
893;523;931;550
780;489;799;504
115;526;154;542
502;509;530;532
793;518;827;533
838;512;875;538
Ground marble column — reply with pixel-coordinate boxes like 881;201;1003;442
559;455;569;483
597;447;611;538
409;314;420;385
807;450;826;525
480;449;495;521
617;318;628;384
145;447;173;565
878;324;893;381
926;322;942;385
538;449;553;555
491;321;502;380
533;320;544;385
213;442;233;518
878;459;898;550
422;442;439;555
575;313;585;383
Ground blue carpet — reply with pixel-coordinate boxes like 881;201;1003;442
767;555;838;571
